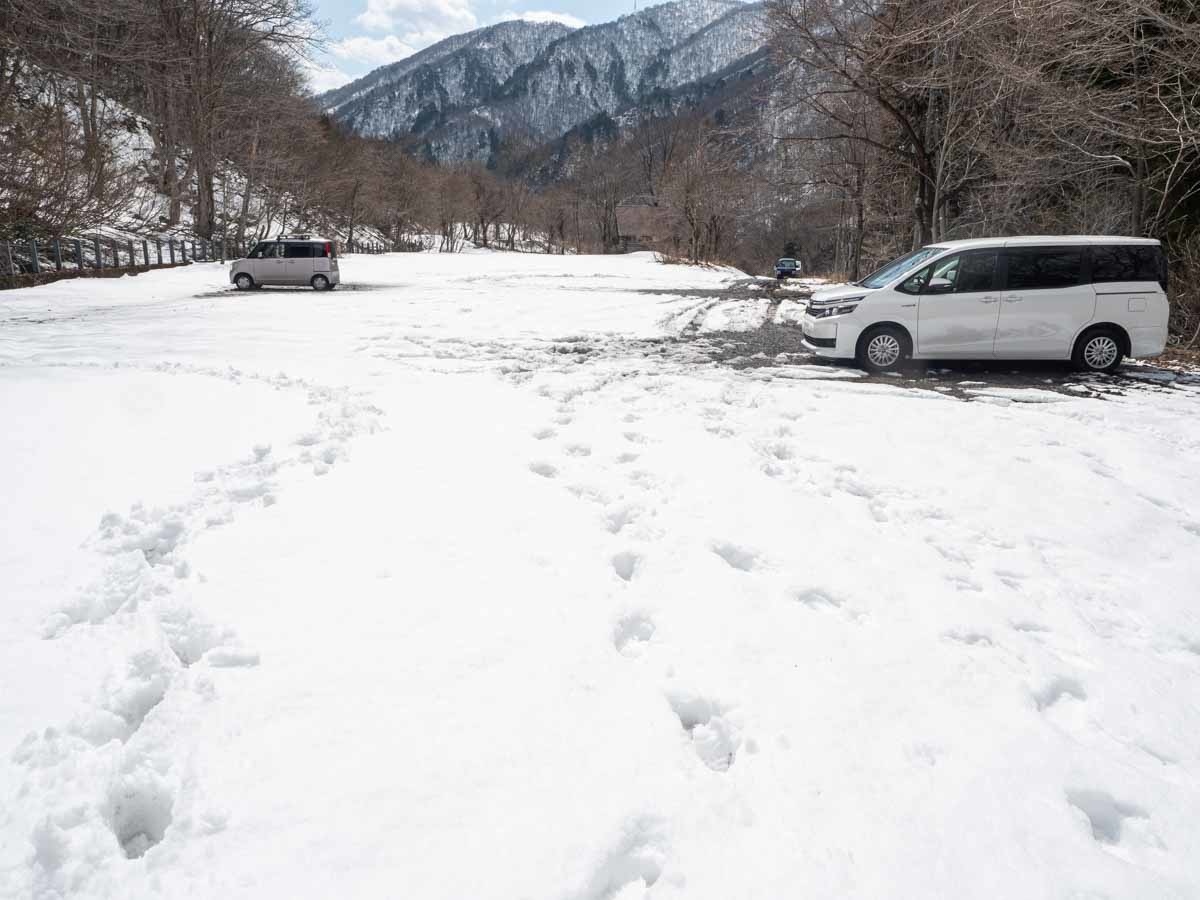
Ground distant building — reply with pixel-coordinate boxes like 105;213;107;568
617;196;673;252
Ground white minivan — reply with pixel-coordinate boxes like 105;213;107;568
230;235;340;291
801;236;1169;373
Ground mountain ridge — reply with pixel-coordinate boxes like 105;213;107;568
318;0;767;163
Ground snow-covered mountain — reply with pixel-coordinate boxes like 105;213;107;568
319;20;576;141
319;0;766;162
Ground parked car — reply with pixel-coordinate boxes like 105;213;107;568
800;236;1168;373
230;235;340;291
775;258;802;279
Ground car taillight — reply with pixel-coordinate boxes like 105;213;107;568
324;242;332;257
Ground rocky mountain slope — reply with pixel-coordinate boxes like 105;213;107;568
319;0;767;162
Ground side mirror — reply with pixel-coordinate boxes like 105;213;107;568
926;277;954;294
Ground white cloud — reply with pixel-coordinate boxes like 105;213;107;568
355;0;478;36
496;9;586;28
330;34;417;65
303;59;355;94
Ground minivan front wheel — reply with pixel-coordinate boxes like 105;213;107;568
311;274;330;291
858;325;911;374
234;273;254;291
1073;327;1124;374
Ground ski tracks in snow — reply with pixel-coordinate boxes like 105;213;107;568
6;362;382;897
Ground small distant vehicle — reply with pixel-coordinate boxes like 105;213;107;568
775;258;802;279
230;234;340;291
800;236;1169;374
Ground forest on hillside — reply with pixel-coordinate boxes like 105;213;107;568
1;0;1197;341
766;0;1200;342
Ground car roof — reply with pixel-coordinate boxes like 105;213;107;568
929;235;1160;251
270;235;333;243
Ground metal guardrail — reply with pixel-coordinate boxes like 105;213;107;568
1;235;391;287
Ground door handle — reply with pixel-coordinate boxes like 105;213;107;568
1004;296;1023;303
979;297;999;304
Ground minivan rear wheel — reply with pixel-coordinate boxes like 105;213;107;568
858;325;911;374
311;274;330;291
234;273;254;291
1073;327;1124;374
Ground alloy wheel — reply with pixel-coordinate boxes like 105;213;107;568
1083;335;1119;370
866;333;902;369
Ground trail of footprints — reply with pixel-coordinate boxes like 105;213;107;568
12;364;381;879
528;378;1173;874
527;383;755;785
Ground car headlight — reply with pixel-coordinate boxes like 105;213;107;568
809;298;863;318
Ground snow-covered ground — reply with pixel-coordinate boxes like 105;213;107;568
2;252;1200;899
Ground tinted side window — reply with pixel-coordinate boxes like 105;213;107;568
283;243;316;258
956;251;998;292
1004;248;1082;290
1091;245;1160;283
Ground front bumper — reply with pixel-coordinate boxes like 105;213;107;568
800;313;849;357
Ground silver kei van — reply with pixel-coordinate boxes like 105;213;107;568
230;234;340;291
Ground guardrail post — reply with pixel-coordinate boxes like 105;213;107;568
142;240;149;266
127;240;135;268
110;240;119;268
190;240;196;262
30;239;41;274
168;239;175;264
73;239;83;271
156;240;163;265
93;237;103;269
53;239;63;271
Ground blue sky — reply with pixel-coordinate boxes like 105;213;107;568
305;0;631;91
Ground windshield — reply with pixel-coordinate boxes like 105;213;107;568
777;259;797;267
858;246;946;289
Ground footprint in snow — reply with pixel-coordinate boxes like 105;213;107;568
666;690;741;772
1011;620;1051;635
1066;789;1158;849
613;612;655;654
1033;676;1087;711
529;461;557;479
943;630;994;647
611;551;641;582
792;587;842;609
104;768;175;859
712;541;759;572
605;504;640;535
